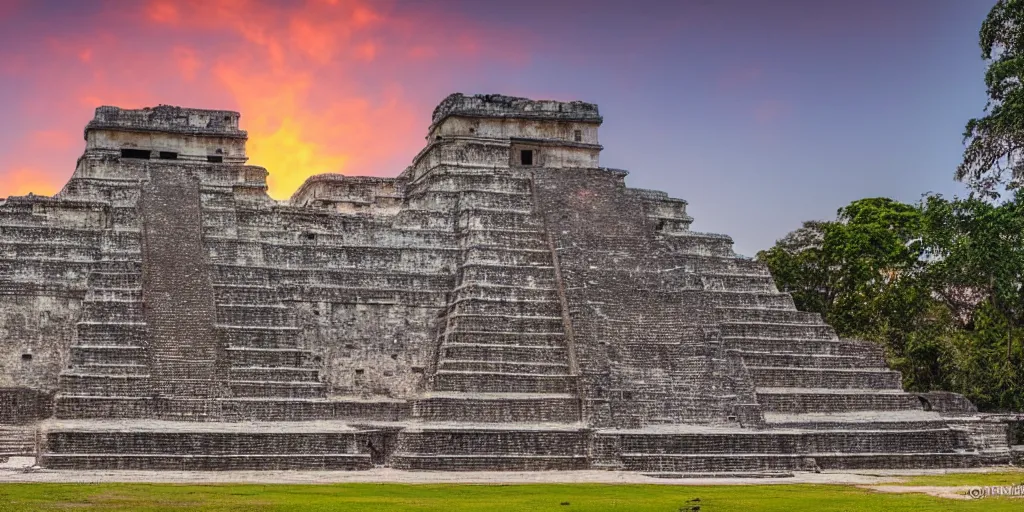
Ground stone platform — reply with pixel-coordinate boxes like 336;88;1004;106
38;420;373;470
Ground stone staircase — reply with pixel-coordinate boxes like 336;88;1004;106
416;172;580;423
218;284;323;401
215;275;330;417
394;170;586;470
0;426;36;459
602;253;994;473
56;252;151;419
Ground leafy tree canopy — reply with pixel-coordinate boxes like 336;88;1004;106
958;0;1024;197
757;193;1024;411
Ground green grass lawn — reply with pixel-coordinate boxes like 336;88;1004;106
893;469;1024;487
0;482;1021;512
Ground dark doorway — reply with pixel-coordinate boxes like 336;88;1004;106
120;149;151;160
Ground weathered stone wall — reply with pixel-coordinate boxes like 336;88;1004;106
0;295;80;390
0;387;53;424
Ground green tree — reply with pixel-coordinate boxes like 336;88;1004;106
958;0;1024;197
756;198;927;340
758;193;1024;411
754;220;837;316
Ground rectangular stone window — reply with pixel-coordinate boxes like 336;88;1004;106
207;155;223;163
520;149;534;166
574;129;582;142
120;149;151;160
159;151;178;160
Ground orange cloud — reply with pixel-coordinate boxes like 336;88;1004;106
0;0;534;200
146;0;179;24
3;168;58;197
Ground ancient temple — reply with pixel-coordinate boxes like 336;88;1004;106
0;94;1012;472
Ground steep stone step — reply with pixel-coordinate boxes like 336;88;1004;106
707;291;795;310
756;388;924;413
442;343;568;363
0;427;36;457
731;350;883;369
0;225;103;244
426;173;532;195
213;285;282;304
719;322;837;341
703;273;777;293
458;208;543;231
659;232;735;257
229;367;321;382
221;398;410;422
459;228;548;250
54;396;410;422
59;373;149;396
55;396;152;420
459;264;556;288
448;314;564;333
716;307;822;324
71;345;145;366
762;411;952;431
679;255;772;276
434;371;575;393
1;243;98;261
216;305;294;327
412;393;580;423
85;274;142;290
80;301;144;323
390;208;455;230
445;331;565;347
722;337;869;356
451;298;561;317
76;322;147;345
453;283;558;302
464;247;552;267
747;367;903;389
75;363;149;376
225;347;317;367
439;360;569;375
229;380;325;399
85;288;141;302
458;190;535;210
0;258;93;282
217;326;302;349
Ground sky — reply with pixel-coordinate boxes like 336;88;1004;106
0;0;997;255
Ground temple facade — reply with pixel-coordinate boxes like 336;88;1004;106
0;94;1012;472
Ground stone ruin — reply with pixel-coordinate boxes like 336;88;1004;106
0;93;1015;473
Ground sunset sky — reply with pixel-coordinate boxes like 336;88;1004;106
0;0;995;255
